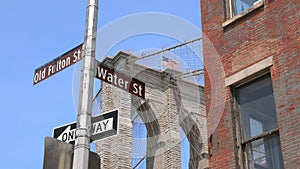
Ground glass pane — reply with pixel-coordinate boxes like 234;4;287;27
244;133;284;169
237;75;278;140
233;0;261;15
251;139;267;167
250;118;263;137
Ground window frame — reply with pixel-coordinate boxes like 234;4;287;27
230;0;262;17
231;74;283;169
223;0;264;27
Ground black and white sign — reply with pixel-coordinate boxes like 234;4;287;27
53;109;119;144
53;122;77;144
91;109;118;141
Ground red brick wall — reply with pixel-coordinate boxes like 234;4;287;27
201;0;300;168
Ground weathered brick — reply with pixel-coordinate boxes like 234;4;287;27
201;0;300;168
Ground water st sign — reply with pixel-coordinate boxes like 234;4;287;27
96;64;145;99
53;109;119;144
33;44;83;85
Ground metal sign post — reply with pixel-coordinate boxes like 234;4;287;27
73;0;98;169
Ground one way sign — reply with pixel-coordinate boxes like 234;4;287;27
53;109;119;144
53;122;77;144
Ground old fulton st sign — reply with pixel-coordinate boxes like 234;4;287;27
33;44;82;85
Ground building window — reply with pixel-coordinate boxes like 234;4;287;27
229;0;262;17
236;74;284;169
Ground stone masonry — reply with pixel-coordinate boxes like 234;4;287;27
96;52;208;169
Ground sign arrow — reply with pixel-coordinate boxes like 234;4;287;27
57;126;76;143
53;122;77;144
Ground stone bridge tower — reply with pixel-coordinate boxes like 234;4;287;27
96;52;208;169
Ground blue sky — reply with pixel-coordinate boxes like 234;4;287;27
0;1;201;168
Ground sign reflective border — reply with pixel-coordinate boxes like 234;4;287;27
96;64;145;99
33;44;83;85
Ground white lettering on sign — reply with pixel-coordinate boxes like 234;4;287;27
73;49;81;63
33;44;83;85
133;83;143;97
48;57;71;75
54;110;118;143
97;67;129;90
96;65;145;99
34;68;46;83
91;118;113;135
57;126;76;143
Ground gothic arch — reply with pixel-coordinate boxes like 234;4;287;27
97;53;208;169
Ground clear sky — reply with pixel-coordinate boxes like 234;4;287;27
0;1;201;168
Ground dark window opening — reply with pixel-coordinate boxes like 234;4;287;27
236;74;284;169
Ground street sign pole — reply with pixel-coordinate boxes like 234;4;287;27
73;0;98;168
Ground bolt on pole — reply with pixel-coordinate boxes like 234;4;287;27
72;0;98;169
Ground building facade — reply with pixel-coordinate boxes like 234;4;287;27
201;0;300;168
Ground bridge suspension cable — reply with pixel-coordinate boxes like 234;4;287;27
128;37;202;64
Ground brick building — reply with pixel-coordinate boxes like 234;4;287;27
96;52;208;169
201;0;300;169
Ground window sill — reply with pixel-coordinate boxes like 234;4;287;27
241;128;279;145
222;0;264;28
